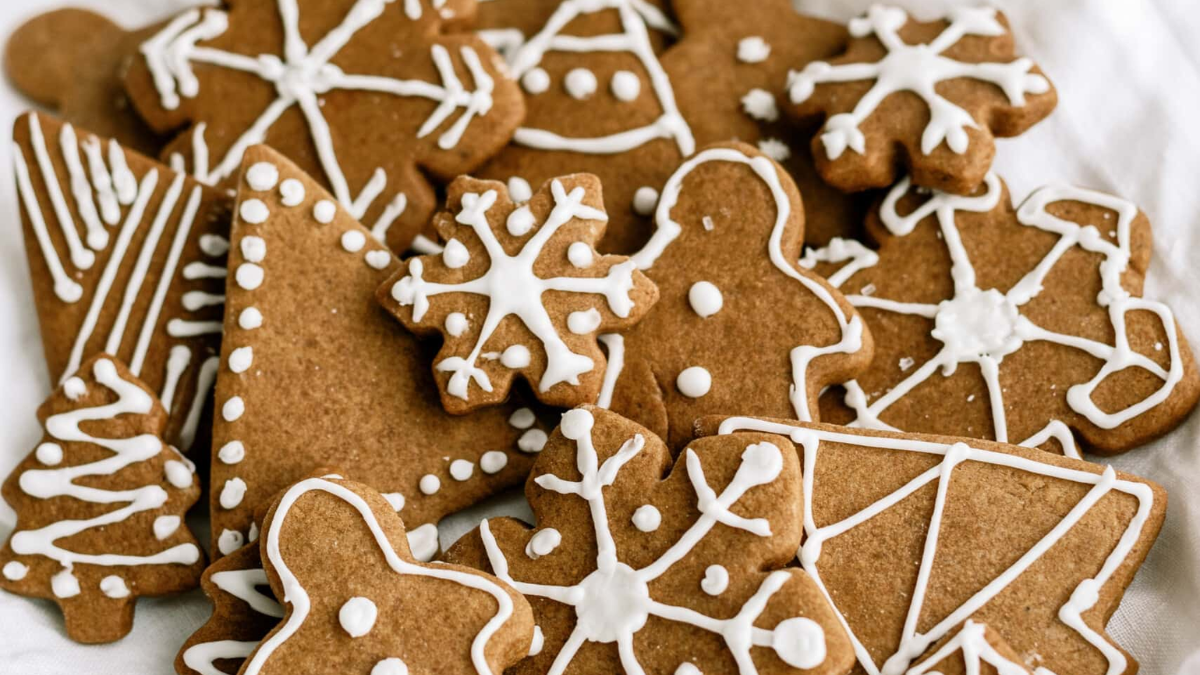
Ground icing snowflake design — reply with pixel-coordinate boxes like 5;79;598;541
802;173;1189;457
906;620;1029;675
140;0;496;206
787;5;1050;159
385;177;657;410
480;408;829;674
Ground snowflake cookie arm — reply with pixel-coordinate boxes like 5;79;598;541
378;175;659;414
785;5;1056;195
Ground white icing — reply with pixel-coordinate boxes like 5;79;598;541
676;366;712;398
564;68;598;99
372;658;409;675
229;346;254;373
366;250;392;269
240;307;264;329
182;291;226;311
154;515;182;540
383;492;406;511
507;177;532;203
506;205;536;236
446;312;469;337
165;459;194;489
179;356;219;452
522;67;551;94
509;408;536;429
529;626;544;656
36;443;63;466
220;478;248;509
740;88;778;122
675;664;701;675
211;566;283;617
419;474;441;495
280;178;306;206
610;70;641;101
3;561;29;581
631;504;660;532
342;230;367;253
314;200;337;224
443;238;470;268
241;236;267;262
450;459;475;481
29;115;94;271
222;396;245;421
52;568;81;598
13;143;82;302
518;429;548;453
524;528;562;559
736;36;770;63
632;186;659;217
218;529;245;556
236;263;264;290
500;345;531;369
247;162;280;191
182;640;260;675
687;281;723;318
200;234;230;257
700;564;728;595
339;596;378;638
184;261;226;279
407;523;440;562
159;344;191;412
907;619;1030;675
100;575;130;599
481;451;508;474
567;241;594;268
567;308;602;335
60;125;107;251
240;199;270;225
756;138;790;162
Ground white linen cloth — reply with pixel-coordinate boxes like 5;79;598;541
0;0;1197;672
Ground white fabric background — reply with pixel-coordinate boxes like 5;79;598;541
0;0;1197;673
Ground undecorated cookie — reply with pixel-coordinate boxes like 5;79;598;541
0;355;205;644
12;111;232;453
786;5;1057;195
123;0;525;252
443;406;855;674
598;142;872;449
806;173;1199;456
377;173;659;413
208;145;549;558
240;475;534;675
704;417;1167;675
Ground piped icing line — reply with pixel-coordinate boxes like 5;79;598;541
716;417;1155;675
632;146;864;421
13;145;83;303
29;114;95;270
804;172;1186;449
786;5;1050;159
480;408;828;674
80;135;121;225
10;358;202;572
59;123;108;251
179;356;220;451
182;640;261;675
140;0;497;209
905;619;1030;675
506;0;694;156
241;478;516;675
595;334;625;409
160;345;192;414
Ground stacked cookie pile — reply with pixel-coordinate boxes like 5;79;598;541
2;1;1197;674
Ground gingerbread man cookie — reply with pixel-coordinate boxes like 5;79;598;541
12;112;232;453
707;418;1166;675
377;174;659;413
805;173;1199;456
444;406;855;674
208;145;549;558
124;0;525;252
241;474;533;675
786;5;1057;195
0;355;205;644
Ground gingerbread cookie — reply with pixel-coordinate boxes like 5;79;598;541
12;112;232;453
443;405;855;674
208;144;549;558
804;173;1199;456
5;9;163;155
907;620;1031;675
473;0;870;252
706;418;1166;675
122;0;525;253
377;173;659;413
239;474;533;674
593;142;871;449
786;5;1057;195
0;355;205;644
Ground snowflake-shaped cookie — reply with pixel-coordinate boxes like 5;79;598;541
803;173;1199;456
379;175;659;413
787;5;1056;195
444;406;854;674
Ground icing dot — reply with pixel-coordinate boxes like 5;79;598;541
560;408;594;440
445;312;469;337
675;664;702;675
567;242;593;268
525;528;562;560
419;474;441;495
757;138;791;162
565;68;598;99
240;236;267;263
248;522;259;543
688;281;724;318
407;524;439;562
632;186;659;216
610;70;641;101
567;308;602;335
480;451;508;474
737;36;771;63
509;408;536;429
342;230;367;253
522;67;550;94
383;492;406;511
236;263;264;290
164;460;193;489
529;626;544;656
372;658;409;675
220;477;248;510
218;441;245;464
339;597;378;638
63;377;87;400
3;561;28;581
772;617;826;669
36;443;63;466
740;88;779;122
218;529;244;555
222;396;245;422
100;575;130;599
449;459;475;481
246;162;279;191
199;234;230;256
677;367;712;398
239;199;269;224
314;200;337;224
52;568;80;598
501;345;531;369
507;177;532;203
518;429;548;453
632;505;661;532
506;205;536;236
154;515;181;540
239;307;263;330
443;238;470;268
228;346;254;373
280;178;305;206
366;250;391;269
701;564;729;595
